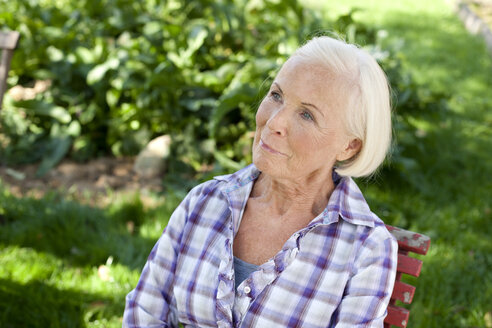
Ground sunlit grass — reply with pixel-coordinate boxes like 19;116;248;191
300;0;492;326
0;185;181;327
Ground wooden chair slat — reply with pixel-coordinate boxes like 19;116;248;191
384;225;430;327
397;253;422;277
385;305;410;328
385;225;431;255
0;31;20;50
391;280;416;304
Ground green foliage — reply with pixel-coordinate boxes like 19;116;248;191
0;0;451;184
0;0;322;176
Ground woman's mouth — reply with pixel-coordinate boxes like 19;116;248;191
260;139;288;156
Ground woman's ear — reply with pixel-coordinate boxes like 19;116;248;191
336;138;362;162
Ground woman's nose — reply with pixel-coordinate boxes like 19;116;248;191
266;107;288;136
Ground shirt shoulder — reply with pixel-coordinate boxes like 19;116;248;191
213;164;260;188
181;164;257;203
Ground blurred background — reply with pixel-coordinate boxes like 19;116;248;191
0;0;491;327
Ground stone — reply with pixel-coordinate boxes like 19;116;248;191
134;135;171;179
7;80;52;101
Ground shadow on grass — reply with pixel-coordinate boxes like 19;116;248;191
0;278;122;327
0;188;174;271
385;111;492;200
381;10;492;109
371;10;492;203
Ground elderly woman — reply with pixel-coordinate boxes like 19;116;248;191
124;36;397;327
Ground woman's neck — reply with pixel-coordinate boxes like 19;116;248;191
251;170;336;219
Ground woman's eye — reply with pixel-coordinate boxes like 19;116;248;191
270;91;282;102
300;111;314;121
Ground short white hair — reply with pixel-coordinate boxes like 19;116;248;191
293;36;392;177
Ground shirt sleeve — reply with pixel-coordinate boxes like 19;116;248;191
331;227;398;328
123;185;202;328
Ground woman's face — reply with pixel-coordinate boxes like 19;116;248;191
252;56;360;182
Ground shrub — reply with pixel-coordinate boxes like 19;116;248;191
0;0;321;175
0;0;448;182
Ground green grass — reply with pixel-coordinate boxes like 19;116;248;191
301;0;492;327
0;187;182;327
1;0;492;327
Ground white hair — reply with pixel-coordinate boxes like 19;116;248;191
293;36;392;177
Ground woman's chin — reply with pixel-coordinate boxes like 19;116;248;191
253;154;286;177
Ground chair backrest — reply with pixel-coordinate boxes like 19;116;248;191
0;31;20;109
384;225;431;328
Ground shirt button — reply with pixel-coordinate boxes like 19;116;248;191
243;286;251;294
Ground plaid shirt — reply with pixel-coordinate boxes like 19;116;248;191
124;164;397;328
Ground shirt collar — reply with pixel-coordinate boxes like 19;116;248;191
321;172;375;228
213;164;261;194
214;164;375;228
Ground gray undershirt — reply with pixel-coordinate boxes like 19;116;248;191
234;256;259;289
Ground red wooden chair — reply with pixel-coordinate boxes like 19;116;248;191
384;225;431;328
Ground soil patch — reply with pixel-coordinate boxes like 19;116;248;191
0;157;164;207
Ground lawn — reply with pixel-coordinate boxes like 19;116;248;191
1;0;491;327
0;187;189;327
301;0;492;327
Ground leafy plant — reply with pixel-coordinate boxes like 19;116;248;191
0;0;322;176
0;0;449;184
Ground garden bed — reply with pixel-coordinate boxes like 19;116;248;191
0;157;163;206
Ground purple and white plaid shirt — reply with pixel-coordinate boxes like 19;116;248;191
123;164;397;328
